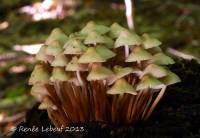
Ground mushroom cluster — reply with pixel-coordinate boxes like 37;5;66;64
29;21;180;127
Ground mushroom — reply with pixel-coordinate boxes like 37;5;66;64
95;45;116;60
45;28;68;46
151;53;175;65
46;41;63;57
63;38;87;55
84;31;113;46
66;57;88;86
108;65;133;85
136;75;165;91
29;64;50;85
142;33;161;49
51;53;69;67
107;78;137;95
126;47;153;64
142;64;168;78
115;31;142;58
109;23;128;38
36;45;47;62
50;67;71;82
160;70;181;85
87;64;114;81
80;21;110;35
38;96;57;110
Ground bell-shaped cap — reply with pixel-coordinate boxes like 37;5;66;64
51;53;69;67
107;79;137;95
29;64;50;85
30;84;49;102
87;64;114;81
143;64;168;78
136;75;165;90
142;34;161;49
36;45;47;61
132;67;143;76
63;38;87;55
151;53;175;65
109;23;128;38
108;66;133;85
80;21;110;35
66;57;88;71
46;41;63;56
45;28;68;46
160;71;181;86
126;47;153;62
38;97;57;110
50;67;71;82
115;31;142;48
78;47;106;63
96;45;116;60
84;32;113;45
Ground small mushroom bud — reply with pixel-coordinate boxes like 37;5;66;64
142;33;161;49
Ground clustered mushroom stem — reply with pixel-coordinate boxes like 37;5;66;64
124;45;129;58
144;86;167;120
76;71;84;86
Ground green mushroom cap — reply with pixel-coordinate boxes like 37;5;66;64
109;23;128;38
96;45;116;60
45;28;68;46
36;45;47;62
115;31;142;48
66;57;88;71
29;64;50;85
87;64;114;81
160;71;181;86
84;31;113;45
46;41;63;56
80;21;110;35
78;47;106;63
51;53;69;67
142;33;161;49
136;75;164;90
50;67;71;82
151;53;175;65
143;64;168;78
126;47;153;62
107;79;137;95
64;38;87;55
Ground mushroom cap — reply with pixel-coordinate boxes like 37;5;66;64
63;38;87;55
126;47;153;62
29;64;50;85
78;47;106;63
46;41;63;56
142;33;161;49
107;79;137;95
160;71;181;86
50;67;71;82
115;31;142;48
84;31;113;45
45;28;68;46
143;64;168;78
147;47;162;54
30;84;49;102
80;21;110;35
151;53;175;65
96;45;116;60
36;45;47;61
108;65;133;85
136;75;164;90
87;64;114;81
38;97;57;110
51;53;69;67
109;23;128;38
66;57;88;71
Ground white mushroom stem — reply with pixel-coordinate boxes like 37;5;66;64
124;45;129;58
125;0;134;30
76;71;84;86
